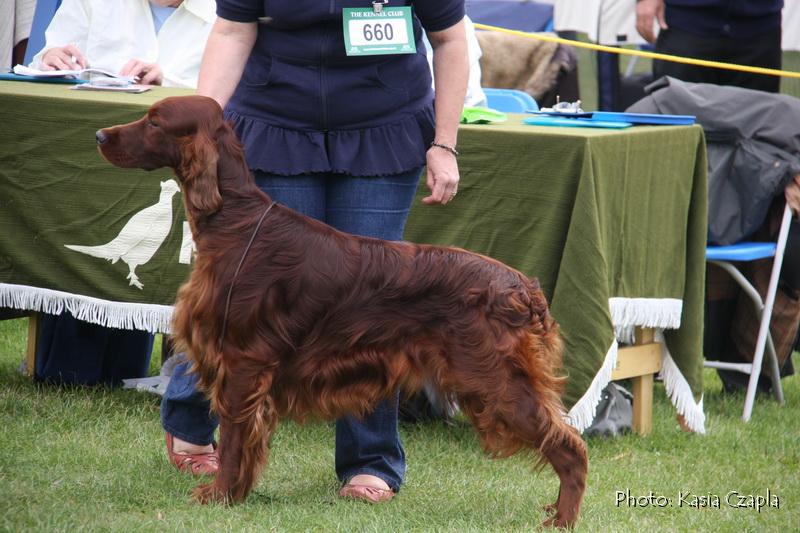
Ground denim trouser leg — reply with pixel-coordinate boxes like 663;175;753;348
161;354;218;446
160;168;421;489
334;396;406;492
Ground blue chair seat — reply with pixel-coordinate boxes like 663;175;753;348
706;242;777;262
703;205;793;421
484;88;539;113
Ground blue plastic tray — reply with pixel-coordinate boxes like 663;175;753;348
523;116;633;129
591;112;695;125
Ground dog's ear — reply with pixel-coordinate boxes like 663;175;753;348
179;129;223;216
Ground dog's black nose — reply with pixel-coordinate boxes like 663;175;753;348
95;130;108;145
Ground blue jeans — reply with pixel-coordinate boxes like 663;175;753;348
161;168;422;492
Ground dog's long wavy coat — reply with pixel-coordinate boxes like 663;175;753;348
96;96;587;527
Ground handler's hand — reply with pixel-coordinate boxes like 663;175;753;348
635;0;668;45
120;59;164;85
422;146;460;205
785;174;800;215
40;44;88;71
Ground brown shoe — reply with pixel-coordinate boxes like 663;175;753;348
338;482;395;503
165;432;219;475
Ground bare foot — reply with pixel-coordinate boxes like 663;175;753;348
346;474;391;491
171;435;214;455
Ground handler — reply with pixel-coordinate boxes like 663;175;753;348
161;0;469;502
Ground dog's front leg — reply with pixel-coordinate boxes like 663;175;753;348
194;371;277;504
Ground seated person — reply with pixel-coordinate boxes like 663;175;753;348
629;77;800;393
31;0;215;385
30;0;215;87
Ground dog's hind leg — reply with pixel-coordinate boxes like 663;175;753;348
500;372;587;529
454;357;587;529
194;370;277;505
538;430;587;528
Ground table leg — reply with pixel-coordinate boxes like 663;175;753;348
25;312;40;378
631;373;654;435
631;327;655;436
612;327;661;436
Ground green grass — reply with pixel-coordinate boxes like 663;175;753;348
0;317;798;532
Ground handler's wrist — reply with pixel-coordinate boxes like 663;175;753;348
430;141;459;157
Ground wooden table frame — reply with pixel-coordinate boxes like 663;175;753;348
610;327;662;436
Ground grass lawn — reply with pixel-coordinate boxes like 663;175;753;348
0;317;798;532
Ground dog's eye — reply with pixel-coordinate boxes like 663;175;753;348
148;120;160;128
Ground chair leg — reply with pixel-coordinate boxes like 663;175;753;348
764;335;785;405
743;312;773;421
742;205;793;421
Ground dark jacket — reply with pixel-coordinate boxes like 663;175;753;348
216;0;464;176
665;0;783;37
628;76;800;245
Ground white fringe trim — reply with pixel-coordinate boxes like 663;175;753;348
656;330;706;434
610;297;683;344
0;283;173;334
566;339;618;432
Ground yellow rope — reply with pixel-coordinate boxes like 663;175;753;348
473;22;800;80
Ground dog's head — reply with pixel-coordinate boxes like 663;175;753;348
96;95;227;216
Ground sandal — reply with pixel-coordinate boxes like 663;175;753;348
165;432;219;475
338;480;395;503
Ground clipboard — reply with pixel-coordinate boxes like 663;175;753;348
0;72;85;84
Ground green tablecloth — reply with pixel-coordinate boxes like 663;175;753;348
0;81;708;432
405;117;708;432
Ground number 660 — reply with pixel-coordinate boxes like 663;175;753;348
363;23;394;41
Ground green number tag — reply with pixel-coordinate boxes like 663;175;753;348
343;7;416;56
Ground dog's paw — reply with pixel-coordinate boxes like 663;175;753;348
540;514;575;529
543;502;557;515
193;482;229;505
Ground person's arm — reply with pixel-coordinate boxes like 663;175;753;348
786;174;800;215
635;0;668;45
196;17;257;108
424;19;469;205
33;0;91;70
119;59;164;85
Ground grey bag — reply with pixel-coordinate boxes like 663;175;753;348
585;383;633;437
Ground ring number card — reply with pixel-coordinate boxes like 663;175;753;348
343;7;416;56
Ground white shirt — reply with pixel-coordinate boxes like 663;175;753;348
30;0;216;88
424;16;487;108
554;0;649;46
0;0;35;69
784;1;800;52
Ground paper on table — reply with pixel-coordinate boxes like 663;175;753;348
70;83;152;93
12;64;135;84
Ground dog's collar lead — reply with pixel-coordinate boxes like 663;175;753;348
218;201;277;352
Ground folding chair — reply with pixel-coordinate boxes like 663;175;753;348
483;88;539;113
704;204;793;421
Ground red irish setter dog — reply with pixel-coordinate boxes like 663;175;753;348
96;96;587;528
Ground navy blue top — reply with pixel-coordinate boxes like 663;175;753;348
217;0;465;176
665;0;783;38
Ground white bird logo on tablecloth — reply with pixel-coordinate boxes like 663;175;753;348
64;179;180;290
